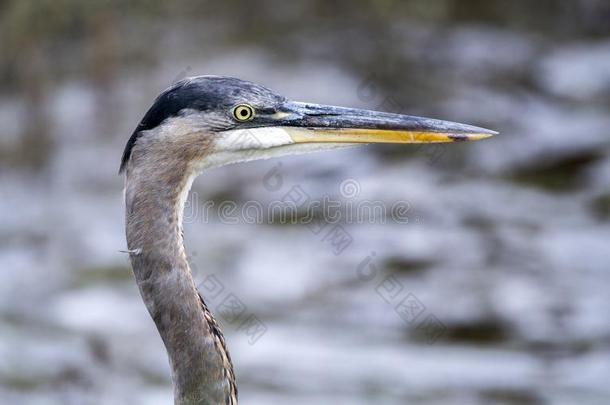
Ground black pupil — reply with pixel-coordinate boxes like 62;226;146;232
240;108;249;117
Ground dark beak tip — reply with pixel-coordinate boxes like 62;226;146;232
449;125;498;142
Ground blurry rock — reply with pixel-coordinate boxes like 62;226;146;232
410;317;513;346
383;256;434;276
478;387;544;405
589;193;610;221
505;150;602;192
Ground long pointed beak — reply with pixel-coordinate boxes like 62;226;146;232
274;101;497;144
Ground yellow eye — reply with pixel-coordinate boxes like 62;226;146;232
232;104;255;122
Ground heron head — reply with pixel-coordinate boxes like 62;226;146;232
120;76;496;174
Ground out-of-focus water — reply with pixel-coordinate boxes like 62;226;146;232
1;1;609;404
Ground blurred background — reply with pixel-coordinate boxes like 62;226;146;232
1;1;610;404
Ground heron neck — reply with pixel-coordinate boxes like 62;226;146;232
124;164;235;405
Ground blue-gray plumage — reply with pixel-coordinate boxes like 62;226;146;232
121;76;286;172
121;75;495;404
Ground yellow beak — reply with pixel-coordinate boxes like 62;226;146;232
275;101;497;144
288;127;494;144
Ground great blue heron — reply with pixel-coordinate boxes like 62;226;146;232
120;75;495;404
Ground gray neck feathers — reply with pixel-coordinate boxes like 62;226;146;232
124;146;236;404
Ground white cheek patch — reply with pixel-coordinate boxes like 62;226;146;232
215;127;294;151
194;126;357;172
